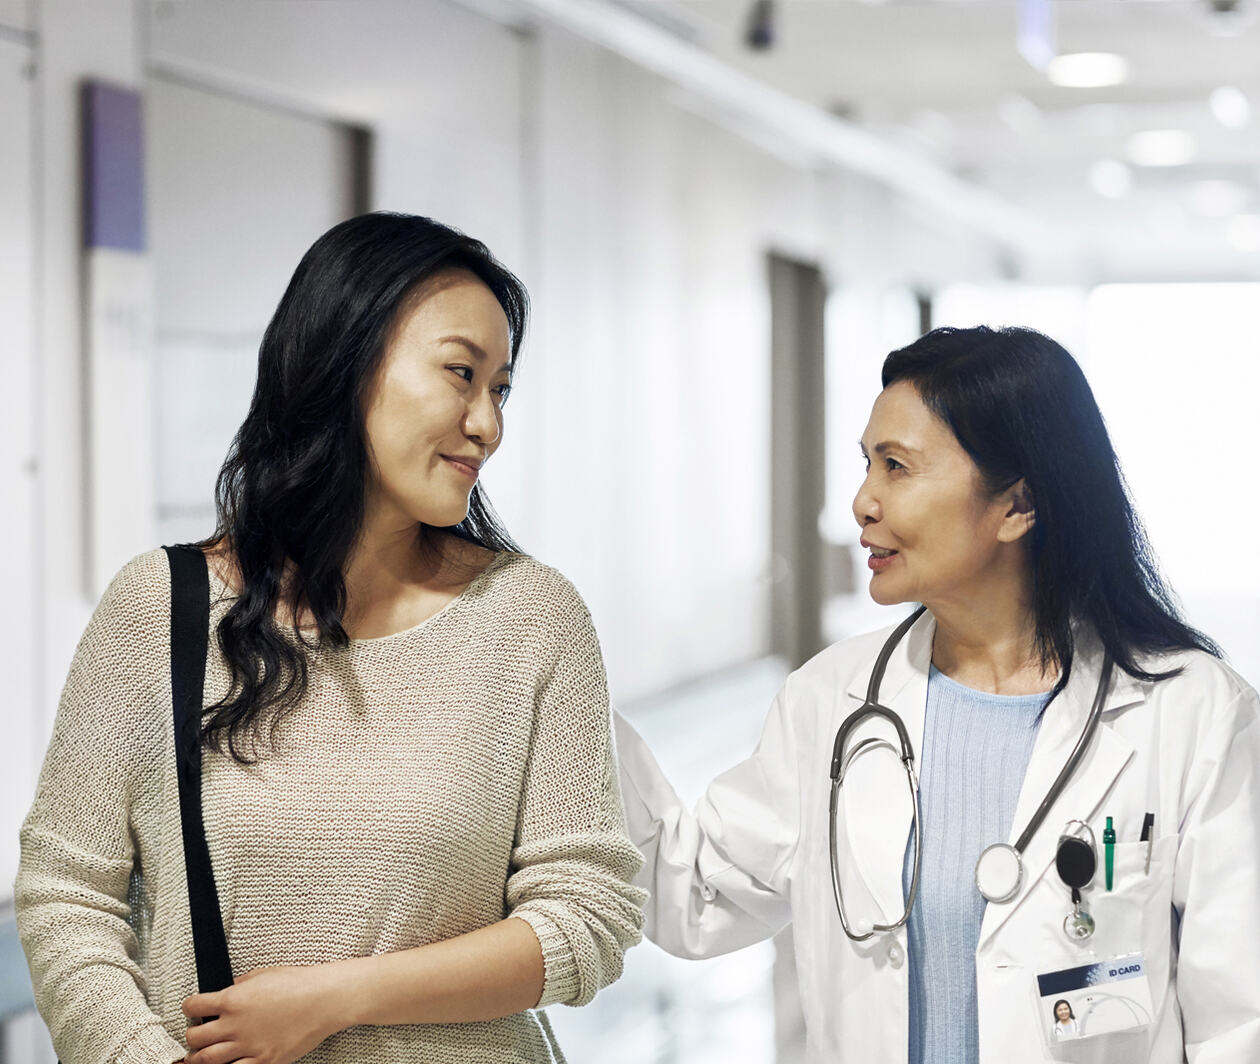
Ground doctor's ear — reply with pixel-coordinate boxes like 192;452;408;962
997;479;1036;543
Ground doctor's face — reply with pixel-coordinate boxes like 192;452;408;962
853;381;1016;610
1056;1002;1072;1022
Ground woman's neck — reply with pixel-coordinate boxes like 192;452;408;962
928;583;1054;696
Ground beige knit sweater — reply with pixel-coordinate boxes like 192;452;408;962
16;548;645;1064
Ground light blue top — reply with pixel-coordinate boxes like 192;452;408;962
902;666;1050;1064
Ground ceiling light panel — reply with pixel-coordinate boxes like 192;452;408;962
1046;52;1130;88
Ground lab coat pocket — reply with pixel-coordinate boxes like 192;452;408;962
1085;836;1177;988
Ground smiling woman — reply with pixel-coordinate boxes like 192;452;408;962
15;212;645;1064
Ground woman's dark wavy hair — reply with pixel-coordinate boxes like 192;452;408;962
198;212;527;760
882;325;1218;696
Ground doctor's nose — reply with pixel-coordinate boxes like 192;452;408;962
852;476;881;528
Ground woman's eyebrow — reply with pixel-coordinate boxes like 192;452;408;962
859;438;923;458
438;335;512;375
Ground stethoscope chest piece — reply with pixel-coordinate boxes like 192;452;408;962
975;842;1024;903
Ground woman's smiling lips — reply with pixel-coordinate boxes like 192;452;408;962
440;454;482;479
860;537;899;572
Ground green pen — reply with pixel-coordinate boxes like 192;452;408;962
1103;816;1116;891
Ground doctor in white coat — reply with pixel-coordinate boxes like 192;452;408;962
616;325;1260;1064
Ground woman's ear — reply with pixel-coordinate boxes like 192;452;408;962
997;478;1036;543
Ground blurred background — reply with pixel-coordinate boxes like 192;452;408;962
1;0;1258;1059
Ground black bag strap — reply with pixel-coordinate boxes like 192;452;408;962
163;544;234;993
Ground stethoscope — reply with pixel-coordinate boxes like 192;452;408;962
828;605;1115;943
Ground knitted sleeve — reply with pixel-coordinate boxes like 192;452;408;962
504;580;647;1008
15;552;186;1064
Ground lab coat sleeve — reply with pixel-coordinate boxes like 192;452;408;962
1172;678;1260;1062
613;683;800;960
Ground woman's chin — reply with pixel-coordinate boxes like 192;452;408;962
415;498;473;530
867;578;908;607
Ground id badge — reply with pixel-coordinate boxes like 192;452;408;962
1035;953;1154;1046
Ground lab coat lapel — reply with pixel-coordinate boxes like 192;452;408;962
838;610;935;927
977;643;1142;947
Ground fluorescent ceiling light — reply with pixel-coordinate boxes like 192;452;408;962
1188;179;1251;218
1088;159;1134;199
1047;53;1129;88
1210;86;1251;128
1127;129;1197;167
1226;214;1260;252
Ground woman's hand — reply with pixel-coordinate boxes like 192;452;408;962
182;964;346;1064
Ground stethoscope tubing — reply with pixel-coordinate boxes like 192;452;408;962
1011;655;1114;855
828;605;1114;939
828;606;925;940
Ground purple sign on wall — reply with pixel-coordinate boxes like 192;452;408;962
83;81;146;252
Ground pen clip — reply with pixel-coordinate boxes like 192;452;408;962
1140;811;1155;875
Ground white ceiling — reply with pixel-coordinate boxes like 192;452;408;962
641;0;1260;279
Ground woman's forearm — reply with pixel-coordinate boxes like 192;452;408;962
326;916;546;1030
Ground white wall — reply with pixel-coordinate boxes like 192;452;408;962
0;33;37;897
520;26;814;694
0;0;29;32
28;0;145;794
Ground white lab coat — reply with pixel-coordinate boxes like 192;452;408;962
615;611;1260;1063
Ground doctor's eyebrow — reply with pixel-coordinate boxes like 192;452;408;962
859;439;923;458
438;335;512;376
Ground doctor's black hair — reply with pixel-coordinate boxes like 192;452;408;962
198;211;527;761
881;325;1219;695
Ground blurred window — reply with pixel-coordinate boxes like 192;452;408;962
1086;283;1260;683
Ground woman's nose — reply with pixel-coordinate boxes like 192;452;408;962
464;390;502;447
852;475;880;527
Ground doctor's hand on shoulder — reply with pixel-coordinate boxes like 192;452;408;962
616;325;1260;1064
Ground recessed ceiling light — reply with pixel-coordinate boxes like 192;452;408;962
1210;86;1251;128
1046;53;1130;88
1127;129;1197;167
1189;179;1252;217
1226;214;1260;252
1088;160;1134;199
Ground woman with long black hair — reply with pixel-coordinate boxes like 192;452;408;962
17;212;644;1064
617;326;1260;1063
